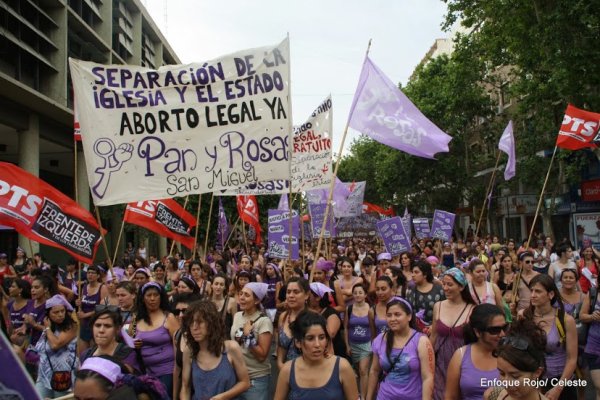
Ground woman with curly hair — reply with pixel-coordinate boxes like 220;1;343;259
180;300;250;399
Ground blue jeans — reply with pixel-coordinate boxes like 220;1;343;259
240;375;270;400
158;373;173;400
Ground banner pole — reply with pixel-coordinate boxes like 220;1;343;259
93;205;113;271
74;138;78;207
475;151;502;239
223;217;241;250
512;145;558;306
241;220;249;255
170;195;190;256
110;219;125;268
288;182;294;264
310;39;371;283
192;194;203;260
301;219;306;268
27;239;35;259
203;193;215;263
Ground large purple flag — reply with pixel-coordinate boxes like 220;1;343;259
348;56;452;159
498;120;516;180
306;177;351;215
216;198;228;250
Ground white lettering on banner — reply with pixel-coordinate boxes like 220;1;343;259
155;203;189;235
562;115;598;137
70;39;292;206
0;180;43;217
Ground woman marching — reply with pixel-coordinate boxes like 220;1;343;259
181;299;250;399
34;294;78;399
525;274;577;400
277;277;310;369
366;297;434;400
445;303;507;400
431;267;476;400
274;310;358;400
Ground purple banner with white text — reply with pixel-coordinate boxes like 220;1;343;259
377;216;411;256
430;210;456;241
268;209;300;259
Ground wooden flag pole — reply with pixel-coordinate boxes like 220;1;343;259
288;183;294;264
170;195;190;256
203;193;215;263
192;194;203;260
93;205;113;272
512;145;558;306
223;216;241;250
301;219;306;268
111;219;125;268
310;39;372;283
475;151;502;239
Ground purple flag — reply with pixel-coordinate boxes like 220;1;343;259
216;198;228;250
401;207;412;237
377;216;411;256
268;209;300;259
0;330;41;399
348;56;452;159
278;193;289;210
498;120;516;180
430;210;456;241
307;177;351;216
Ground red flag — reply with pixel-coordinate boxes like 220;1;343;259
556;104;600;150
363;202;395;217
124;200;197;249
0;162;103;263
236;195;262;245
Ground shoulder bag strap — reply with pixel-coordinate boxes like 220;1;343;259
384;331;418;378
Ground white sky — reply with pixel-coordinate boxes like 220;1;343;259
143;0;449;156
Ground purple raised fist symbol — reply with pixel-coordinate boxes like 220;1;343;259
92;138;134;199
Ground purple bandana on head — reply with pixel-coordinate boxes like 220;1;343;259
377;252;392;262
442;267;468;288
315;259;334;272
245;282;269;301
45;294;74;311
310;282;334;299
141;281;162;294
388;296;413;314
80;357;123;384
134;268;151;277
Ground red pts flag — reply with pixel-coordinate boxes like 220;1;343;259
556;104;600;150
363;202;395;217
236;195;262;245
124;200;197;249
0;162;102;264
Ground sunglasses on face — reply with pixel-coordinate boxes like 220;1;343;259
95;304;119;313
174;308;188;316
484;323;510;335
523;260;533;264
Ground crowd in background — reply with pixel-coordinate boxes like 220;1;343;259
0;233;598;400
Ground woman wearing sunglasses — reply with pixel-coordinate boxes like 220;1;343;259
172;292;201;400
524;274;577;400
515;252;539;314
80;307;139;374
484;319;548;400
445;304;507;400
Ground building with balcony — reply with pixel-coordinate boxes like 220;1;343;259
0;0;180;263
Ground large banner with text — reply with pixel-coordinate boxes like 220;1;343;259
70;39;291;205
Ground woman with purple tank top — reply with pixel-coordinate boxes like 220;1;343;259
580;272;600;399
525;274;577;400
76;265;107;353
373;276;394;336
366;297;434;400
445;304;507;400
7;279;31;342
133;282;179;399
344;283;375;400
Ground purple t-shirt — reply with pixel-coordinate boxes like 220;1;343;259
27;300;46;345
8;300;31;330
372;330;424;399
348;313;372;344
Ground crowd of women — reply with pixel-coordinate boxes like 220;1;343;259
0;234;599;400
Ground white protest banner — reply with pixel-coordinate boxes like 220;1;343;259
222;95;333;195
70;38;291;206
